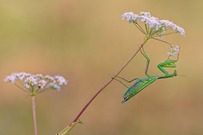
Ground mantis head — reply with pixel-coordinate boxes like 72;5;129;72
122;94;132;103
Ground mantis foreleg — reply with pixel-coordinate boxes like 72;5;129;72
157;58;178;80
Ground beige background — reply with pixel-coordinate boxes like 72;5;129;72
0;0;202;135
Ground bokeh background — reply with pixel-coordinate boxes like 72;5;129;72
0;0;202;135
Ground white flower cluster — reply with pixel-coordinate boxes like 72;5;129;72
168;45;180;56
122;11;185;36
5;72;68;94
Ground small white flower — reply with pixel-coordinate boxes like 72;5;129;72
24;76;38;86
16;72;30;80
38;80;47;89
4;74;17;83
36;74;43;78
140;12;151;17
44;75;54;81
168;45;180;56
121;12;139;23
54;75;68;85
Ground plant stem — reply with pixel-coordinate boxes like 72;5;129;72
58;39;149;134
32;96;38;135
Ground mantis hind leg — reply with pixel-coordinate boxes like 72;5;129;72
112;76;139;89
114;76;138;83
113;77;130;88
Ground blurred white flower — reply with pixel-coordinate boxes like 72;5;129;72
4;74;17;83
45;75;55;81
121;12;139;23
4;72;68;96
54;75;68;85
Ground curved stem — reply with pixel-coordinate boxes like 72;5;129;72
32;96;38;135
72;39;149;122
57;39;149;135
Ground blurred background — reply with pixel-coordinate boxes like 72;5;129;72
0;0;202;135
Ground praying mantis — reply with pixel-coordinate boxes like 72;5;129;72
114;46;179;103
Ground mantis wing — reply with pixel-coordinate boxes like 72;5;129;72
122;77;157;103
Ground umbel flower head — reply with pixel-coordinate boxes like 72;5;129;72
122;11;185;37
5;72;68;96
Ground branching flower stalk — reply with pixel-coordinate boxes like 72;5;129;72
4;72;68;135
57;11;185;135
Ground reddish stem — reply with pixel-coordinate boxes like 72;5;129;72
70;40;148;124
71;79;113;124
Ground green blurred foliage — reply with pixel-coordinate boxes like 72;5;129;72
0;0;202;135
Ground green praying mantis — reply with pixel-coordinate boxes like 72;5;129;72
114;46;179;103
